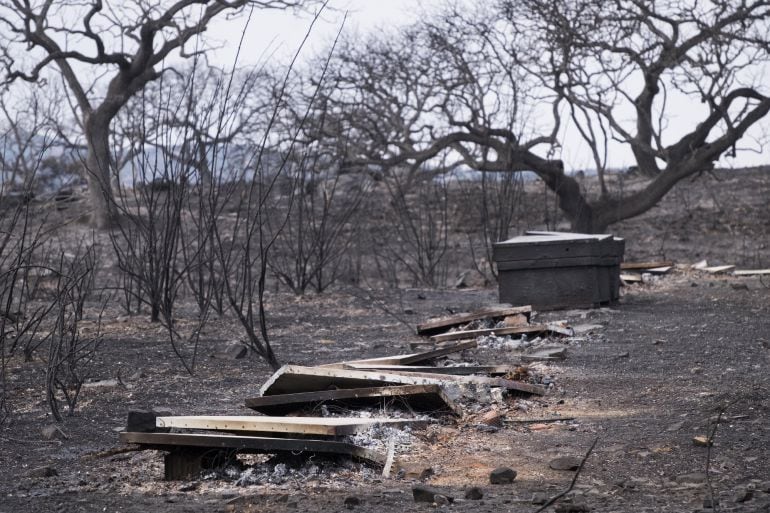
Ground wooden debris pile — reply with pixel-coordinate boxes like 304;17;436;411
620;259;770;286
120;304;550;481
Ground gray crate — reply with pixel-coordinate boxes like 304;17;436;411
493;231;625;310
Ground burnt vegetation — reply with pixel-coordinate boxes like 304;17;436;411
0;0;769;429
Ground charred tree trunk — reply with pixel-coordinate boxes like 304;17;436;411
84;113;118;229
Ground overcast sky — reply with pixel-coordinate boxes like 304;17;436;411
204;1;769;172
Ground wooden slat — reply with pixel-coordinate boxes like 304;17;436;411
621;261;674;270
244;384;462;416
733;269;770;276
429;324;550;343
324;340;477;367
620;273;643;283
259;365;546;397
416;305;532;335
703;265;735;274
341;364;519;376
155;415;425;437
119;432;386;466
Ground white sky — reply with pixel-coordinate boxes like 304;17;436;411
203;1;770;172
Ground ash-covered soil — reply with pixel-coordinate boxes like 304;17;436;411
1;270;769;513
1;168;769;513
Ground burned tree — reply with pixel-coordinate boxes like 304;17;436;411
320;1;770;233
0;0;315;228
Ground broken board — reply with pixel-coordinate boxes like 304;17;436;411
620;273;643;283
324;340;477;367
733;269;770;276
155;415;426;437
259;365;545;397
341;364;520;376
429;324;564;343
244;384;461;416
621;261;674;270
416;305;532;335
703;265;735;274
119;432;387;472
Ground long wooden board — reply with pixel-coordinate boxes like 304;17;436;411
244;384;462;416
119;432;386;466
259;365;546;397
341;364;519;376
430;324;551;343
416;305;532;335
155;415;425;437
734;269;770;276
323;340;477;367
621;261;674;270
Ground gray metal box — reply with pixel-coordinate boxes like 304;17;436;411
493;231;625;310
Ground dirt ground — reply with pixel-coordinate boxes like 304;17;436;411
1;169;769;513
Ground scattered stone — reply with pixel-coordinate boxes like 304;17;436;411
675;472;708;485
412;485;453;504
532;492;549;505
40;425;67;441
344;496;360;509
178;482;199;492
693;436;713;447
691;367;704;374
730;283;749;291
555;503;590;513
489;467;517;484
479;409;504;427
616;352;630;358
434;494;451;507
549;456;582;471
27;466;57;478
732;488;753;503
215;341;248;360
402;465;434;480
465;487;484;500
665;421;685;432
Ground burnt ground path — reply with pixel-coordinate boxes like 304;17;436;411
0;272;769;513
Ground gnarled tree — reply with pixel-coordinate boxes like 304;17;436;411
318;0;770;233
0;0;314;227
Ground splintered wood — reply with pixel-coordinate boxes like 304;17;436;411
416;305;532;335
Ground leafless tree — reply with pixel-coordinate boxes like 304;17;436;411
320;1;770;232
0;0;318;228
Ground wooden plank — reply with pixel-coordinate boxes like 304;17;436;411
429;324;552;343
704;265;735;274
341;364;519;376
244;384;462;416
155;415;427;437
621;261;674;270
733;269;770;276
416;305;532;335
646;266;673;274
259;365;546;397
324;340;477;367
620;273;643;283
119;432;386;466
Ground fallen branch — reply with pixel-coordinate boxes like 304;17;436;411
534;437;598;513
706;407;726;513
